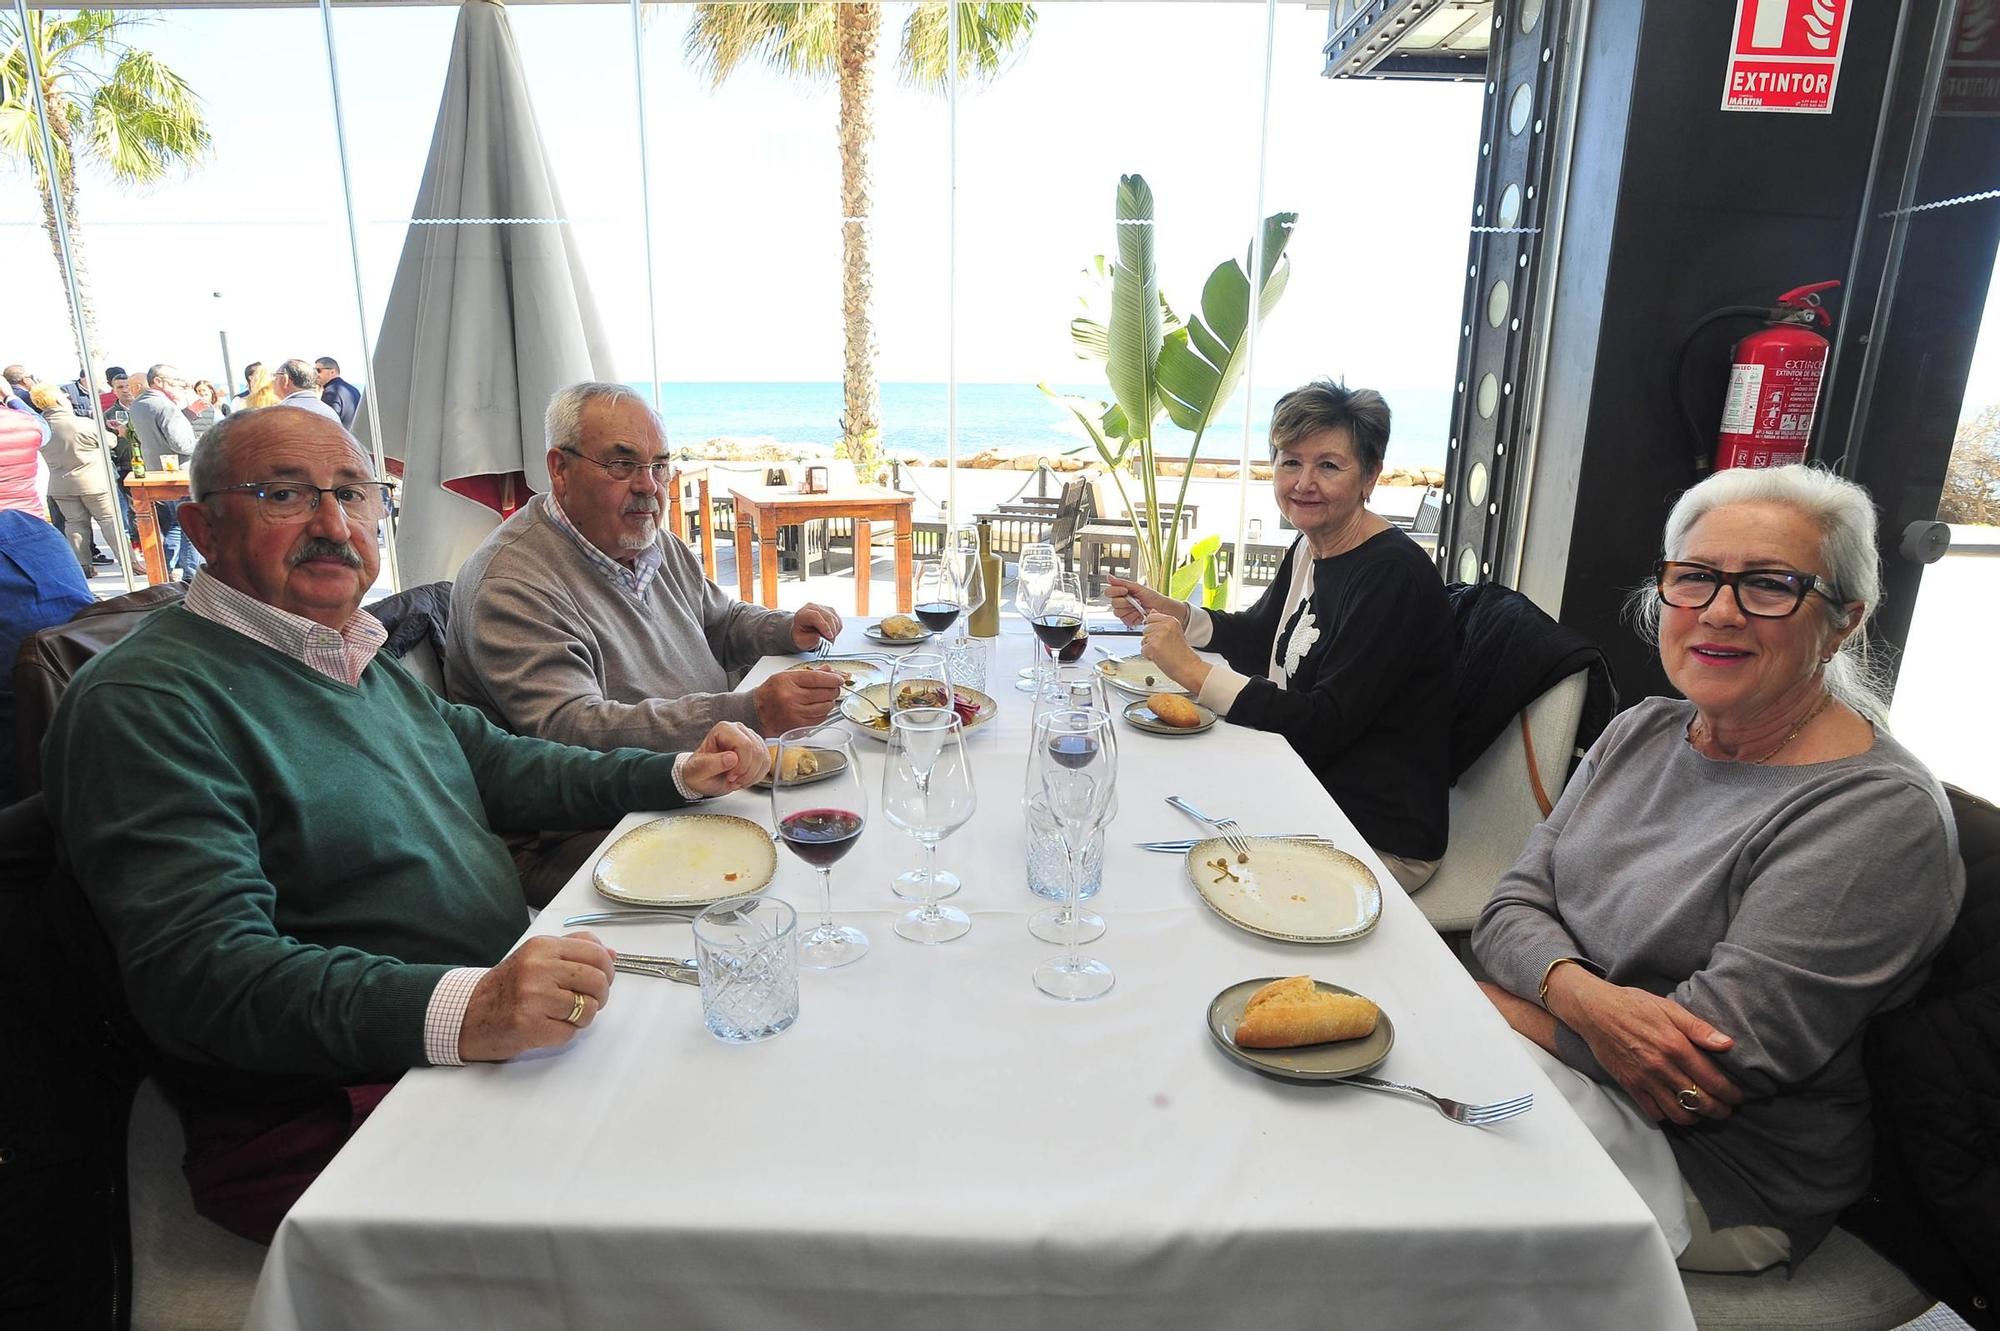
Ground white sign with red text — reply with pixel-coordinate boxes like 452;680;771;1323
1722;0;1853;114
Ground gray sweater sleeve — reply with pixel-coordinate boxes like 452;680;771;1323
461;571;768;752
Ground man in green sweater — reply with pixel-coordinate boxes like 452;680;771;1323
40;406;769;1242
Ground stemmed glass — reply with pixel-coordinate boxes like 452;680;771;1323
1032;572;1086;677
913;561;964;637
888;651;955;718
1031;709;1119;1000
882;709;977;943
944;527;986;645
772;726;869;969
1014;543;1059;691
1024;669;1113;944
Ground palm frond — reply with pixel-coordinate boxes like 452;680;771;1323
86;47;209;185
900;2;1036;91
683;3;840;87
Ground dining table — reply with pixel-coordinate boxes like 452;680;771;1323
247;620;1694;1330
728;482;916;615
124;470;191;586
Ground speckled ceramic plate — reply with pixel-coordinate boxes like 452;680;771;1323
1095;654;1189;698
1185;838;1382;943
785;658;883;686
1121;696;1218;735
840;683;997;740
592;814;777;906
1206;977;1395;1082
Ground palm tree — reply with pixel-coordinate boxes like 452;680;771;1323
0;10;209;363
685;2;1036;475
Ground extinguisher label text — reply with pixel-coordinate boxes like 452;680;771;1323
1720;363;1764;435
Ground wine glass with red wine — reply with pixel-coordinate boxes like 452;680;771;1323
913;560;964;635
773;725;869;969
1032;573;1085;671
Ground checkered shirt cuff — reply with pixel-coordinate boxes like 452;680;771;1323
672;752;704;803
423;967;489;1066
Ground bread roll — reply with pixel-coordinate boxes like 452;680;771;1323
1234;977;1379;1049
1149;693;1202;728
880;614;925;640
765;745;820;781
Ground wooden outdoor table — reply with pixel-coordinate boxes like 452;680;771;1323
670;462;716;580
124;472;191;586
727;484;914;614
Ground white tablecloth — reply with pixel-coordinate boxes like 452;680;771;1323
249;625;1693;1330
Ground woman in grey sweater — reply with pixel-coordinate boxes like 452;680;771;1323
1472;465;1961;1273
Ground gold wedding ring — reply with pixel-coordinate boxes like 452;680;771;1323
1675;1087;1701;1111
563;991;588;1026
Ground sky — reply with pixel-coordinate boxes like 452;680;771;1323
3;1;1994;428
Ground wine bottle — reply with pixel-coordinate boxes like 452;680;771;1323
969;521;1002;637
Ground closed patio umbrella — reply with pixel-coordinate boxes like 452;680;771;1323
359;0;613;585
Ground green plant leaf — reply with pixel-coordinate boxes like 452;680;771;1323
1105;174;1163;450
1157;211;1296;435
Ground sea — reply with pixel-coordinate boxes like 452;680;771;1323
630;381;1453;473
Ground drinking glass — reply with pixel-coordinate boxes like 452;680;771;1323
1014;543;1059;691
1025;792;1103;903
693;896;799;1043
888;651;956;720
944;526;986;644
772;726;869;969
1030;709;1119;1000
913;560;964;637
882;709;977;943
1024;570;1083;695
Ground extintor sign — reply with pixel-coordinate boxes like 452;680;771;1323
1722;0;1852;114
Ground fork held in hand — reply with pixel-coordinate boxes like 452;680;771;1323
1336;1074;1533;1126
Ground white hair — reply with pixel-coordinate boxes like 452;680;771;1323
1631;464;1892;727
544;381;652;455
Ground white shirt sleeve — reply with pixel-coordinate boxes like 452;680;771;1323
423;967;489;1066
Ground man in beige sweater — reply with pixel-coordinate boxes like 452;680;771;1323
446;382;845;896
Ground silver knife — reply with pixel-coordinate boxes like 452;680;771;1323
1135;834;1330;852
562;909;704;928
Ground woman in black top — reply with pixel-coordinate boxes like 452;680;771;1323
1109;380;1454;889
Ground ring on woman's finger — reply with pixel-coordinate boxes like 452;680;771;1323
562;990;588;1026
1675;1086;1701;1111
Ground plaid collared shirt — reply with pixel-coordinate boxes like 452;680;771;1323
545;492;664;596
182;571;484;1064
183;571;387;686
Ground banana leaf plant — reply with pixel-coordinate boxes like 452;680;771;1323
1042;174;1296;592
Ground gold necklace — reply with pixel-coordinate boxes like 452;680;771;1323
1692;693;1833;765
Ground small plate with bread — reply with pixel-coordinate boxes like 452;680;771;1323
752;744;849;791
1206;976;1395;1082
1186;838;1382;943
1122;694;1216;734
863;615;933;645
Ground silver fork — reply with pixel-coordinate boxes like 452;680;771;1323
1336;1074;1534;1126
1166;794;1253;860
839;683;890;718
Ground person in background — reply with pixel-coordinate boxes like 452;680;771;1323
241;363;280;412
4;365;38;414
1109;379;1454;891
273;359;339;421
0;507;93;804
40;405;769;1242
1472;464;1961;1272
230;361;265;414
315;356;361;429
62;369;92;417
446;381;844;902
101;369;139;545
30;383;120;578
127;364;202;582
189;380;227;439
99;365;128;415
1;399;50;514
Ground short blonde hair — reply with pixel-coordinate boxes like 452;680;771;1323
28;382;66;412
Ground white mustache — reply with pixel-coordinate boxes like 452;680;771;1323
624;498;661;516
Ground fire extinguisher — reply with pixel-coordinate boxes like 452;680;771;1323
1672;280;1840;477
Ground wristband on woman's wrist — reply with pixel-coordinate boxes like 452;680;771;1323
1537;955;1603;1005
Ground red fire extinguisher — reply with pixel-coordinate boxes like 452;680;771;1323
1714;281;1839;471
1673;281;1840;477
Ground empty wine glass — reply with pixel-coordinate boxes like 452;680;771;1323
883;709;977;943
772;725;869;969
1014;543;1059;692
913;560;964;637
888;651;956;720
944;526;986;644
1031;709;1119;1000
